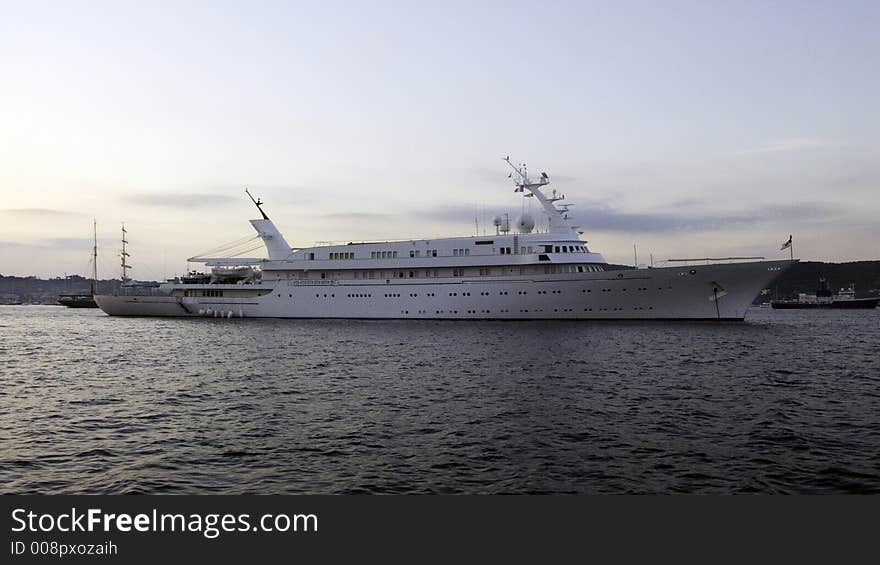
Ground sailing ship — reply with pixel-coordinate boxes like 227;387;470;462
96;158;795;320
57;220;99;308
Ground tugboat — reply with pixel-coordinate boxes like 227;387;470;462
771;277;880;309
58;220;99;308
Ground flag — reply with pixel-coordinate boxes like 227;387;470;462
780;235;792;250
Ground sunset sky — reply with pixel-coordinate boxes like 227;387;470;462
1;0;878;279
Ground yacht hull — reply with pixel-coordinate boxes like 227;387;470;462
96;260;793;320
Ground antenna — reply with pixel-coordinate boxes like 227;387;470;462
245;188;269;220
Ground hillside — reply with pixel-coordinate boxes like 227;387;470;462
763;261;880;301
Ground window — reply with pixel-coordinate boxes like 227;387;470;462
393;251;398;258
453;269;464;277
465;249;469;256
409;250;415;258
527;246;533;254
555;246;560;253
453;249;459;256
415;250;420;257
308;252;315;260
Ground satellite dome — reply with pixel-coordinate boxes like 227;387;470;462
492;215;503;227
516;213;535;233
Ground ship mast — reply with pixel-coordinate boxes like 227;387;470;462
121;222;131;283
91;219;97;295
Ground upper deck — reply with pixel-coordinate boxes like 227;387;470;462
190;158;607;273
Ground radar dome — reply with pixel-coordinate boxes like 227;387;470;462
516;213;535;233
492;215;503;227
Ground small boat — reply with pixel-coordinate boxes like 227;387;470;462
57;293;98;308
771;277;880;309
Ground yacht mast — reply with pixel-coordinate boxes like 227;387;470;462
503;156;577;234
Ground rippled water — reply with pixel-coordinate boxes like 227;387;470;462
1;305;878;494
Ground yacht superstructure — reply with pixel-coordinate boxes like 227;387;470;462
96;159;795;320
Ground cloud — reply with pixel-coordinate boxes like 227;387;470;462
573;202;836;233
0;237;117;250
317;205;511;225
320;211;393;221
735;138;834;155
0;208;74;217
307;201;839;234
124;193;236;208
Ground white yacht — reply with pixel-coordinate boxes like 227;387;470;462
96;158;795;320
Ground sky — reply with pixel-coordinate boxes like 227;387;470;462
1;0;878;279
